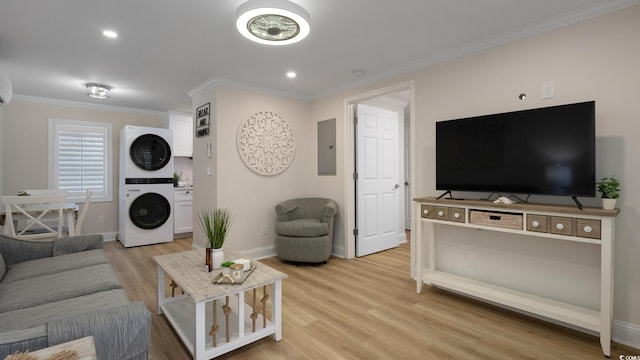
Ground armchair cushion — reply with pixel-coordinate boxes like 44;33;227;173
275;218;329;237
275;200;298;216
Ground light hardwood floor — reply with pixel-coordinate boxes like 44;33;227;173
103;239;638;359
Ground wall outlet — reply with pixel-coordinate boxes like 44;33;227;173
260;225;268;236
542;81;555;99
97;215;105;224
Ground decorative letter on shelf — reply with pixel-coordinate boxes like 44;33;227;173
237;111;295;176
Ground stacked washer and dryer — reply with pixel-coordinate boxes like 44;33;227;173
118;125;174;247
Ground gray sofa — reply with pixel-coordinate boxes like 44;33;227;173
275;198;338;263
0;233;151;359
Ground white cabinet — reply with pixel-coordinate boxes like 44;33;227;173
174;188;193;234
169;111;193;157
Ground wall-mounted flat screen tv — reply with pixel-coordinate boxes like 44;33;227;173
436;101;596;198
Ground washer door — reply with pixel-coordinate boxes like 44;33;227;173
129;193;171;229
130;134;172;171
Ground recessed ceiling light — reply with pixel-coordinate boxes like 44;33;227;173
102;30;118;39
352;69;365;77
236;0;310;46
286;71;296;78
85;83;112;99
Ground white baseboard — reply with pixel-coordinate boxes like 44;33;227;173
100;231;119;241
332;243;345;258
238;245;277;260
614;319;640;350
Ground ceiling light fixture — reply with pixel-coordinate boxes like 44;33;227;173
102;30;118;39
236;0;310;46
85;83;112;99
286;71;296;78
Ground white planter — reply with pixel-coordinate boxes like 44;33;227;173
602;198;617;210
211;248;224;270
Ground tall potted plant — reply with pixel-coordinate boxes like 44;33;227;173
198;208;234;270
597;175;620;210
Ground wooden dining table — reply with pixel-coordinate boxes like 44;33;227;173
0;202;78;237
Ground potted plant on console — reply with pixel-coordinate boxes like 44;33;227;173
198;208;234;270
597;175;620;210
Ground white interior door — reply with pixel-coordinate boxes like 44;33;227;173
356;104;400;256
404;124;411;230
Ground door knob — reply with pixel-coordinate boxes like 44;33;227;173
394;184;400;190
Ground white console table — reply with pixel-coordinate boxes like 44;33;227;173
414;197;619;357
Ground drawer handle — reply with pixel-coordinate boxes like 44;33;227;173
423;209;429;215
556;223;565;230
438;211;444;217
531;220;540;228
583;226;593;233
453;213;460;219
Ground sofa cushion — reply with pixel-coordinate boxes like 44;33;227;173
0;251;6;282
1;249;108;283
0;263;122;313
0;235;54;266
0;289;130;332
276;218;329;237
52;234;103;256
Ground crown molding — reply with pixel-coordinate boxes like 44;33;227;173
188;76;312;101
313;0;640;100
11;94;166;117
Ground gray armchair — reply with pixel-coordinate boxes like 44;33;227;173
275;198;338;263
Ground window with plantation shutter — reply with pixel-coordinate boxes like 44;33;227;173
49;119;113;202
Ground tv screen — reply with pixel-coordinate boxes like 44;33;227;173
436;101;596;197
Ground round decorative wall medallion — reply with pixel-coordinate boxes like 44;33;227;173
237;111;295;176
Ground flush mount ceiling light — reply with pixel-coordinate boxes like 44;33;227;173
85;83;112;99
102;30;118;39
236;0;310;46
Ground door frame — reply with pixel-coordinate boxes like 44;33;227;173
342;80;416;274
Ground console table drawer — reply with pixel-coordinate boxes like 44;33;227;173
469;210;523;230
550;216;575;236
435;207;450;221
449;207;466;223
576;219;601;239
527;215;549;233
421;204;436;219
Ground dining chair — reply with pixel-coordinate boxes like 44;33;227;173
1;193;66;240
74;190;93;235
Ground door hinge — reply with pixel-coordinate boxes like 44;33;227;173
353;172;358;180
353;228;359;236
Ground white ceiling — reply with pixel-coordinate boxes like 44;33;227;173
1;0;638;113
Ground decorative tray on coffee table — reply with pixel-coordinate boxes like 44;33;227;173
212;265;257;285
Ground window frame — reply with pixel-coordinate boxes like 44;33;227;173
48;118;113;202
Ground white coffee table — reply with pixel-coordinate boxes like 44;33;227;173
155;250;287;360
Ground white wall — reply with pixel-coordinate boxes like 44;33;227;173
407;6;640;326
1;99;166;237
190;86;218;249
307;4;640;339
0;105;4;195
190;84;314;257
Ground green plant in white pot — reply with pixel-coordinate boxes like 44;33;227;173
198;208;234;270
597;175;620;210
